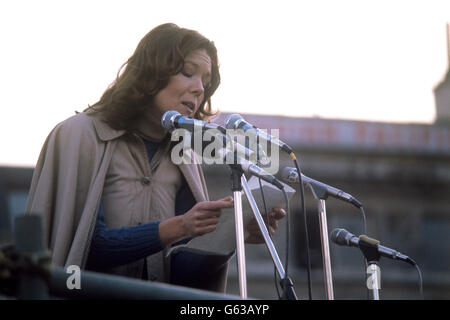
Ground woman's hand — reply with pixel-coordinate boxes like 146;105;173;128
181;196;233;237
245;207;286;244
158;196;233;245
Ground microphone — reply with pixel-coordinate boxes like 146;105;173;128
280;167;362;208
162;110;256;161
197;146;284;190
225;113;294;155
162;110;225;133
330;228;413;265
227;149;284;190
162;111;283;189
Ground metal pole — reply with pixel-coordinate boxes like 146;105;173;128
49;267;242;300
233;189;247;299
368;263;380;300
317;200;334;300
241;176;285;279
240;176;297;300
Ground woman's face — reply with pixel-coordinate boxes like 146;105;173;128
153;49;212;119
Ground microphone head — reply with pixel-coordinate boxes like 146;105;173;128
225;113;243;129
161;110;180;131
280;167;297;183
330;228;353;246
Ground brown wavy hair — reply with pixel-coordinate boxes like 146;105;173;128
86;23;220;130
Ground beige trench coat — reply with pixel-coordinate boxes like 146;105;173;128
26;112;228;293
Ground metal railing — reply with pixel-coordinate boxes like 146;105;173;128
0;213;242;300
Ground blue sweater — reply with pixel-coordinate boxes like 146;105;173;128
86;139;231;285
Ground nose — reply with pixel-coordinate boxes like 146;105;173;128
190;77;205;96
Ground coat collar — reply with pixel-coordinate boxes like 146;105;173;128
91;116;127;142
89;111;167;143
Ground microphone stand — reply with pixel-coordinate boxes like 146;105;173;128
305;183;335;300
229;164;248;299
240;175;298;300
358;238;381;300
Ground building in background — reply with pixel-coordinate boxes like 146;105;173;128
434;23;450;126
0;166;33;238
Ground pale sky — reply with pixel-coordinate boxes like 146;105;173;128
1;0;449;166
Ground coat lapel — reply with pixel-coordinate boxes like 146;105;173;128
178;150;208;203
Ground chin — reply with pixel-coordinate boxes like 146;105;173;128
184;109;196;118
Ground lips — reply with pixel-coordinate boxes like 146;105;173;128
181;101;195;113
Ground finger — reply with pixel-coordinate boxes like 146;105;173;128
268;219;279;230
270;208;286;219
197;199;234;211
200;207;225;216
195;210;221;220
269;228;275;236
272;207;286;216
196;217;220;228
196;224;218;236
217;196;233;202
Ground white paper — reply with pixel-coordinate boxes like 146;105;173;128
167;176;296;256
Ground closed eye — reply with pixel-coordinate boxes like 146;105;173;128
181;70;193;78
182;70;210;90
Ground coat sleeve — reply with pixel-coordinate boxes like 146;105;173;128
26;114;108;267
